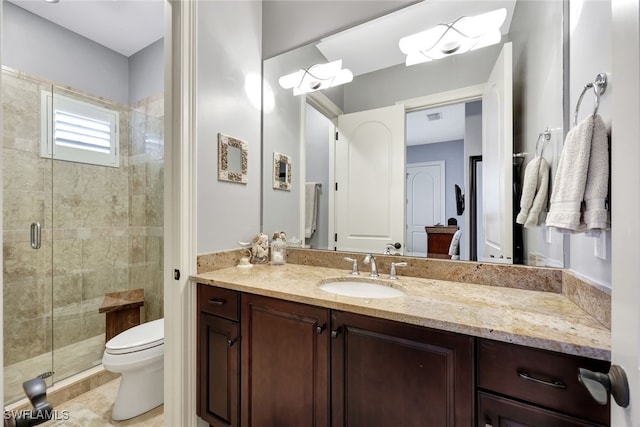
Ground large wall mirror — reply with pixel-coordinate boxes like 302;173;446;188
262;0;566;267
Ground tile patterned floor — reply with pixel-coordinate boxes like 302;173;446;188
42;377;164;427
5;335;105;403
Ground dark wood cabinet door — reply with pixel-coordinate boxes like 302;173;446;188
241;294;330;427
478;391;607;427
331;310;474;427
197;313;240;427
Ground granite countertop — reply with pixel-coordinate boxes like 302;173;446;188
192;263;610;360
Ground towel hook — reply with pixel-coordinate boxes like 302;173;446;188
573;73;608;126
535;127;552;157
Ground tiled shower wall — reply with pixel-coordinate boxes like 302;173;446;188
2;68;164;367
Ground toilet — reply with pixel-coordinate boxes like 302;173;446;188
102;318;164;421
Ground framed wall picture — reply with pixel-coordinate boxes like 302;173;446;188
273;152;291;191
218;133;248;184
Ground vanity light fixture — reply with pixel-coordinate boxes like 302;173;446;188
399;8;507;66
278;60;353;96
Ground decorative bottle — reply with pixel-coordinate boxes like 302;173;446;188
270;237;286;265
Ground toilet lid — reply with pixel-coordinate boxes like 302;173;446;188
105;318;164;355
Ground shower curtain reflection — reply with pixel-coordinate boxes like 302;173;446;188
2;67;165;404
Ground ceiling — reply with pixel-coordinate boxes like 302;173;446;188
406;103;466;146
6;0;164;57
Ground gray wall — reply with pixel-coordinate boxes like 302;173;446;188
463;101;482;261
510;0;564;267
2;2;129;104
305;103;331;249
567;0;612;287
3;2;163;106
196;0;262;254
407;140;465;225
262;43;330;240
343;43;504;114
262;0;417;58
129;38;164;104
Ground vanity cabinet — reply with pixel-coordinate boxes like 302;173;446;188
197;285;241;427
196;284;611;427
477;338;611;426
330;310;474;426
241;293;330;427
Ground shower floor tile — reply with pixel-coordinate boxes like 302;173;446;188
4;334;105;403
41;377;164;427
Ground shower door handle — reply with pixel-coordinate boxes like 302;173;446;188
30;222;41;249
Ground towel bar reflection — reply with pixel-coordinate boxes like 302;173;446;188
535;127;552;157
574;73;608;126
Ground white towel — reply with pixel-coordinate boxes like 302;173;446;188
305;183;320;238
516;156;550;228
583;116;610;230
546;115;609;232
448;229;462;260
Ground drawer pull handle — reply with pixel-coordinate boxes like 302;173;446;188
518;370;566;389
208;298;226;306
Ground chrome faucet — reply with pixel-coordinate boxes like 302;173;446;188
389;262;407;280
343;257;359;275
363;254;379;277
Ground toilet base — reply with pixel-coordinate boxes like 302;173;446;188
111;361;164;421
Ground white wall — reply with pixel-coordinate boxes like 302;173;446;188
2;2;129;104
567;0;612;287
196;0;262;255
510;0;565;267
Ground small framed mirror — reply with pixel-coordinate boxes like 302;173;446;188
218;133;248;184
273;152;291;191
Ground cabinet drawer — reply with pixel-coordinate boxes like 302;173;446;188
477;339;610;425
478;391;607;427
197;284;239;321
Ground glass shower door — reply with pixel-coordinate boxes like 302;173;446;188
2;67;55;404
48;84;121;384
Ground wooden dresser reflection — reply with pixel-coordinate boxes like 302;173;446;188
425;226;458;259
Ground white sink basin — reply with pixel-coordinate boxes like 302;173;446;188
318;280;405;299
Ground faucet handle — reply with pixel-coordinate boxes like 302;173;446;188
343;257;359;275
389;262;408;280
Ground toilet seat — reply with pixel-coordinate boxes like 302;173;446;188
106;318;164;355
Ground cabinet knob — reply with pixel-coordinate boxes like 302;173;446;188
331;329;340;339
316;324;325;334
227;338;237;347
578;365;630;408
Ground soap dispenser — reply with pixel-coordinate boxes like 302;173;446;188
270;237;286;265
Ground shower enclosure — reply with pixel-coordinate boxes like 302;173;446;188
2;67;164;404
